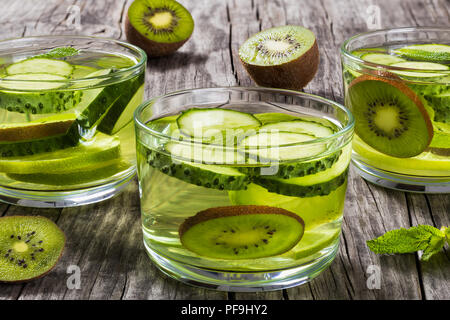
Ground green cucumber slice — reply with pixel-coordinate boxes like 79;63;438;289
6;58;74;77
390;61;449;78
97;74;144;134
176;108;261;141
146;146;250;190
0;132;120;174
0;73;80;114
259;120;335;138
394;44;450;62
240;131;325;161
252;145;351;197
0;123;79;157
423;92;450;123
253;112;301;125
360;53;406;65
71;65;98;79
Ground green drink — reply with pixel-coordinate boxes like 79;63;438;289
0;36;146;207
341;27;450;192
135;88;354;291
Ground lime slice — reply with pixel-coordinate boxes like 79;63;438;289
0;132;120;174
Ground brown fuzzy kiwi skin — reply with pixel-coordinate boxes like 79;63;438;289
179;205;305;241
125;15;190;58
0;215;66;284
349;71;434;150
240;40;319;91
0;120;74;142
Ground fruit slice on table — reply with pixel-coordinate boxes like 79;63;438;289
0;216;65;283
125;0;194;57
390;61;449;78
179;205;305;260
176;108;261;143
146;143;250;190
238;25;319;90
0;132;120;174
394;44;450;62
0;73;79;114
348;74;433;158
6;58;74;77
360;53;406;65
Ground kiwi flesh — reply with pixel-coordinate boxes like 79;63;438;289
0;216;65;283
348;73;434;158
179;205;305;260
125;0;194;58
238;25;319;90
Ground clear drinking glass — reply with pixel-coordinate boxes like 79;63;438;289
341;27;450;193
135;87;354;291
0;36;146;207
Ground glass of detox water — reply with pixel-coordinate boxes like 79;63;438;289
341;27;450;193
134;87;354;291
0;36;146;207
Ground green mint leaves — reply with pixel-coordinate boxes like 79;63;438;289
33;47;79;59
367;225;448;261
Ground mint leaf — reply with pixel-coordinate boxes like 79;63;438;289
33;47;79;59
367;225;447;261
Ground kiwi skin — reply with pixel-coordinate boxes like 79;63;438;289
240;39;319;90
179;205;305;242
125;10;193;58
0;216;65;284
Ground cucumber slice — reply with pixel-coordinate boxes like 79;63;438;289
252;145;351;197
391;61;449;78
6;58;74;77
259;120;335;138
423;92;450;123
176;108;261;141
0;132;120;174
361;53;406;65
394;44;450;62
75;69;140;130
240;131;325;161
0;123;79;157
71;65;97;79
146;146;250;190
97;74;144;134
0;73;80;114
253;112;301;125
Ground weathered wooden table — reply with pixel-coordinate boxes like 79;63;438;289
0;0;448;300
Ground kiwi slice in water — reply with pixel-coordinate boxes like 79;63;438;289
0;216;65;283
238;25;319;90
179;205;305;260
348;73;433;158
125;0;194;58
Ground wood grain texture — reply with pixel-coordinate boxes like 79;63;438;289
0;0;448;300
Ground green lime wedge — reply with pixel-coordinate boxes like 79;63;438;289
0;132;120;174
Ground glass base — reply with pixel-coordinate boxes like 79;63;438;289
144;240;339;292
0;168;136;208
352;159;450;193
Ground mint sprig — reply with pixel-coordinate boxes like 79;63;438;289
367;225;448;261
33;47;79;59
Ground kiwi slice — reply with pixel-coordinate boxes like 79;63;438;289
348;73;434;158
179;205;305;260
125;0;194;58
238;25;319;90
0;216;65;283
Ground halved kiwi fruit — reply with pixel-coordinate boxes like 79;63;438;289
0;216;65;283
348;72;434;158
238;25;319;90
125;0;194;58
179;205;305;260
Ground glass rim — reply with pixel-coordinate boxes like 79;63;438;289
134;86;355;150
340;26;450;74
0;35;147;86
